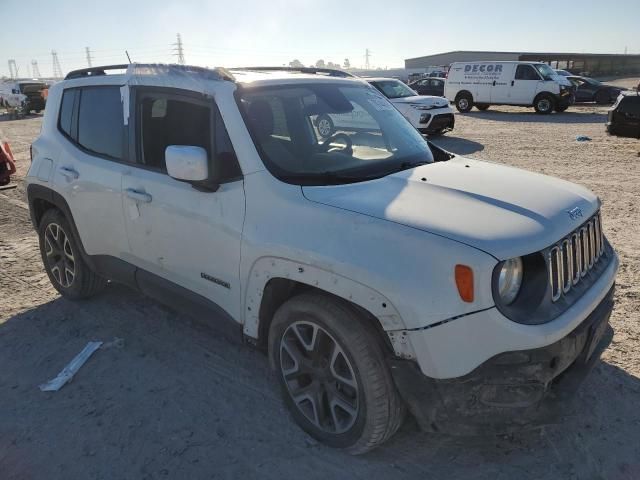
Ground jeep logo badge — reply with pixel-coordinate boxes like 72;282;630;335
568;207;583;220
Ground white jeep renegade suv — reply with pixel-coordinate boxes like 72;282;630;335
26;64;618;454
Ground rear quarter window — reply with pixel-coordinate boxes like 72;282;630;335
77;86;125;160
58;89;77;138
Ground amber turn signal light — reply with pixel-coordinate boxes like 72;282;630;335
455;265;474;303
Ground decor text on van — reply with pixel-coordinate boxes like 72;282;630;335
464;64;504;73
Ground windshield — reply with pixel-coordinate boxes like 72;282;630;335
369;80;417;99
239;82;434;185
534;64;556;81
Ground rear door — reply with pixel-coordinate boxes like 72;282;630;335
510;64;543;104
53;85;131;259
121;87;245;319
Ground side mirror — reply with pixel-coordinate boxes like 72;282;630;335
165;145;209;182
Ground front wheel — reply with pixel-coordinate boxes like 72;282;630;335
269;293;405;454
534;94;554;114
38;209;107;299
455;93;473;113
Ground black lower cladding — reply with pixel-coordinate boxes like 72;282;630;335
419;113;455;134
389;285;615;435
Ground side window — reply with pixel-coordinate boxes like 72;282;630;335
515;65;540;81
138;94;211;171
138;91;241;182
77;87;125;159
58;89;77;139
619;97;640;114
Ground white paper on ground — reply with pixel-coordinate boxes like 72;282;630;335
39;341;103;392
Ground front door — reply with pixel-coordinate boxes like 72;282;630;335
122;87;245;320
509;64;543;105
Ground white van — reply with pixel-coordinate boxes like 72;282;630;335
445;61;574;114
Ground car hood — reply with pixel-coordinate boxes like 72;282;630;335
302;157;599;259
390;95;449;109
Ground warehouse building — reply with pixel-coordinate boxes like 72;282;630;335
405;51;640;76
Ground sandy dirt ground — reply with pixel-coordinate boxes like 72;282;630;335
1;78;639;480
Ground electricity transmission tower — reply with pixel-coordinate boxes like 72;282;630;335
85;47;93;67
51;50;63;78
364;48;371;70
32;60;41;78
173;33;185;65
8;59;18;79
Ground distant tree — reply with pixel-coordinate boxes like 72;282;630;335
289;59;304;68
326;61;340;69
315;59;326;68
343;58;351;69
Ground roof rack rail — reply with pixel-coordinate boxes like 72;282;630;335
230;66;355;78
65;64;236;81
65;64;129;80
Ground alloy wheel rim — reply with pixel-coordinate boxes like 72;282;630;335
280;321;359;434
459;98;469;110
318;119;331;137
44;223;75;288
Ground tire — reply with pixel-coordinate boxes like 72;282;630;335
595;90;610;105
534;94;554;114
555;104;569;112
38;209;107;299
316;114;335;138
269;293;405;454
475;104;490;111
454;92;473;113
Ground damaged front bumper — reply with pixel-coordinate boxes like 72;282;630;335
388;285;614;435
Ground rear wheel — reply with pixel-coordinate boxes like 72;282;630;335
38;209;107;299
534;94;554;114
455;92;473;113
316;114;335;138
269;293;405;454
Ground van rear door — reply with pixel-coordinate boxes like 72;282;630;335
510;64;542;105
487;63;513;104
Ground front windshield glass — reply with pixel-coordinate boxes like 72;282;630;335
370;80;417;99
239;83;434;185
534;64;556;81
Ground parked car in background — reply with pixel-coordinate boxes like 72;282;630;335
366;78;454;134
408;77;445;97
554;69;572;77
428;70;447;78
606;92;640;138
0;80;48;114
445;61;574;114
568;76;626;104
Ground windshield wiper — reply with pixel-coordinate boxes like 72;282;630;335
381;161;431;176
280;171;380;185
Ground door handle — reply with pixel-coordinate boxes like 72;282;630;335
492;81;496;86
511;80;515;87
59;166;79;180
125;188;153;203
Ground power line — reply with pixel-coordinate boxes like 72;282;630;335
51;50;63;79
173;33;185;65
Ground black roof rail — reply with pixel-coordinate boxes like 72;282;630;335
64;63;236;82
65;64;129;80
230;66;355;78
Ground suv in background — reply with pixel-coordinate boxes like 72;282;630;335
0;80;48;114
606;92;640;138
408;77;445;97
366;77;454;134
26;64;618;454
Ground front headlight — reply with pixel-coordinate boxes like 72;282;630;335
497;257;523;305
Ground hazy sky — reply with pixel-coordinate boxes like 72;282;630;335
1;0;639;78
